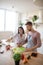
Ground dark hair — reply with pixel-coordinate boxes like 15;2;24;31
18;27;25;34
25;21;32;26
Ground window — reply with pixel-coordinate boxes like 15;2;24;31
0;9;19;32
0;10;5;31
6;11;19;32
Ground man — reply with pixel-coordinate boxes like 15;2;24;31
25;21;41;52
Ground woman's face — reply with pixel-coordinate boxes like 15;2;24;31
18;28;23;34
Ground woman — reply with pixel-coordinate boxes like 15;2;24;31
6;27;25;47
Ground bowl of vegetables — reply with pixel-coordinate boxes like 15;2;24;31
12;47;25;54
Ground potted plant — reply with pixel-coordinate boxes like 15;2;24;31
32;15;39;28
32;15;38;23
13;53;21;65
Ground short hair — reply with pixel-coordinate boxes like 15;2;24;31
18;27;25;34
25;21;32;26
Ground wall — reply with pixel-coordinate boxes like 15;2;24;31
0;31;13;40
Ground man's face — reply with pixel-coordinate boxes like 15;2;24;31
26;25;32;31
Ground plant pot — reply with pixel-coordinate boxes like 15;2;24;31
15;60;20;65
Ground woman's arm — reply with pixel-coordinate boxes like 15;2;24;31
6;37;13;42
6;33;18;42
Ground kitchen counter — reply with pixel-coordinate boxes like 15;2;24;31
0;45;43;65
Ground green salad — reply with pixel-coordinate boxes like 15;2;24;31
13;47;25;53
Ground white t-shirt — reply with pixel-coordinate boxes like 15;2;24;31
12;34;25;45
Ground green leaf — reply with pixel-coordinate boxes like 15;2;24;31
13;53;21;61
32;15;38;22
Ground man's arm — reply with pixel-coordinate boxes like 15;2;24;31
17;38;28;47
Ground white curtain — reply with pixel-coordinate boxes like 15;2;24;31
0;9;19;33
5;11;19;33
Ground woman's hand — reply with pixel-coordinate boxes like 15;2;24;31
6;39;11;42
6;37;13;42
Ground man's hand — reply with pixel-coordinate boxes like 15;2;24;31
25;48;32;52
